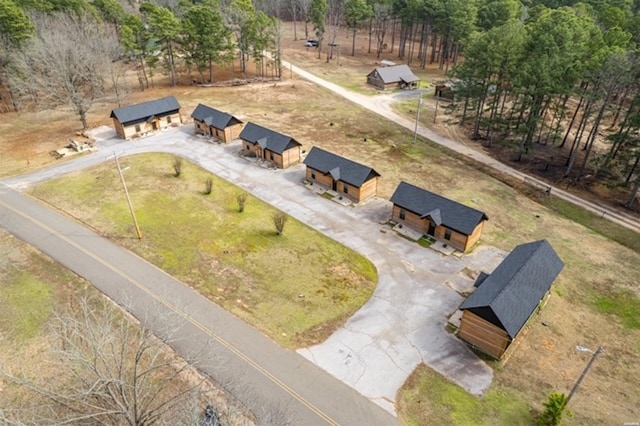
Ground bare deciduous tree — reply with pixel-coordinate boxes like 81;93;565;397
6;13;120;129
272;212;288;235
0;296;220;425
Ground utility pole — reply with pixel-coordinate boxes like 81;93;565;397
413;95;423;144
113;152;142;240
568;345;603;403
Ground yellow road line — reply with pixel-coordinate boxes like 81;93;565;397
0;197;339;426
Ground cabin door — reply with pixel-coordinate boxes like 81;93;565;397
427;222;436;236
332;180;337;191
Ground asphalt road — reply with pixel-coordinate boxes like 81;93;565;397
284;61;640;234
0;184;398;426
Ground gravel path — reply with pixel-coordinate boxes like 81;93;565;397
284;61;640;234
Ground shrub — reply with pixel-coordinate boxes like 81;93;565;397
172;156;183;177
204;178;213;195
237;193;248;212
273;212;288;235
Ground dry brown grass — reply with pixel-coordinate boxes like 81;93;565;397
1;22;639;423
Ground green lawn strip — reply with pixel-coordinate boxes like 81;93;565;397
593;291;640;330
547;197;640;253
0;271;53;340
398;364;533;426
29;153;377;348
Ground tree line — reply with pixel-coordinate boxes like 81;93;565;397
1;0;639;207
0;0;282;128
443;1;640;209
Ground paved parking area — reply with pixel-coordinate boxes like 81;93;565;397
7;125;505;415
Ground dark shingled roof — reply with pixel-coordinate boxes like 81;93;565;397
110;96;181;126
239;122;301;154
390;181;488;236
303;147;381;187
460;240;564;339
191;104;242;130
370;65;420;84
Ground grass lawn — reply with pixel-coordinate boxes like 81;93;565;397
29;153;377;348
397;364;533;426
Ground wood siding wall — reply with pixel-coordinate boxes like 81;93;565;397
306;167;378;203
242;141;300;169
194;121;243;143
458;310;511;359
391;205;483;252
115;112;181;140
279;146;301;168
306;167;334;188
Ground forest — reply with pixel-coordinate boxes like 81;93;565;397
1;0;639;208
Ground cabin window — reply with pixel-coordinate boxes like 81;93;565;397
444;229;452;240
167;115;172;124
134;124;141;132
399;209;406;220
343;185;349;194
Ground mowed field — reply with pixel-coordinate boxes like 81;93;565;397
1;22;639;424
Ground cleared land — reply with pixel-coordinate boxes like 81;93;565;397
2;26;639;423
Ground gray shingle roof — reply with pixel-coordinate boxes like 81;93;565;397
303;147;380;187
459;240;564;338
370;65;420;84
191;104;242;130
110;96;181;125
390;181;488;236
239;122;301;154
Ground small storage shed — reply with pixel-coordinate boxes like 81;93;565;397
239;122;302;169
303;147;380;203
110;96;181;140
389;181;488;252
367;65;420;90
191;104;243;142
458;240;564;359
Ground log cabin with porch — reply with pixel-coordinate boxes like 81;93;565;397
457;240;564;359
191;104;243;142
389;181;488;252
366;65;420;90
110;96;182;140
303;147;381;203
239;122;302;169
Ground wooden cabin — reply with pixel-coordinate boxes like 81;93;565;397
110;96;181;140
389;181;488;252
367;65;420;90
191;104;243;142
239;122;302;169
303;147;380;203
458;240;564;359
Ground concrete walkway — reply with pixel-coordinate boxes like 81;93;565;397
284;61;640;234
4;125;501;415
